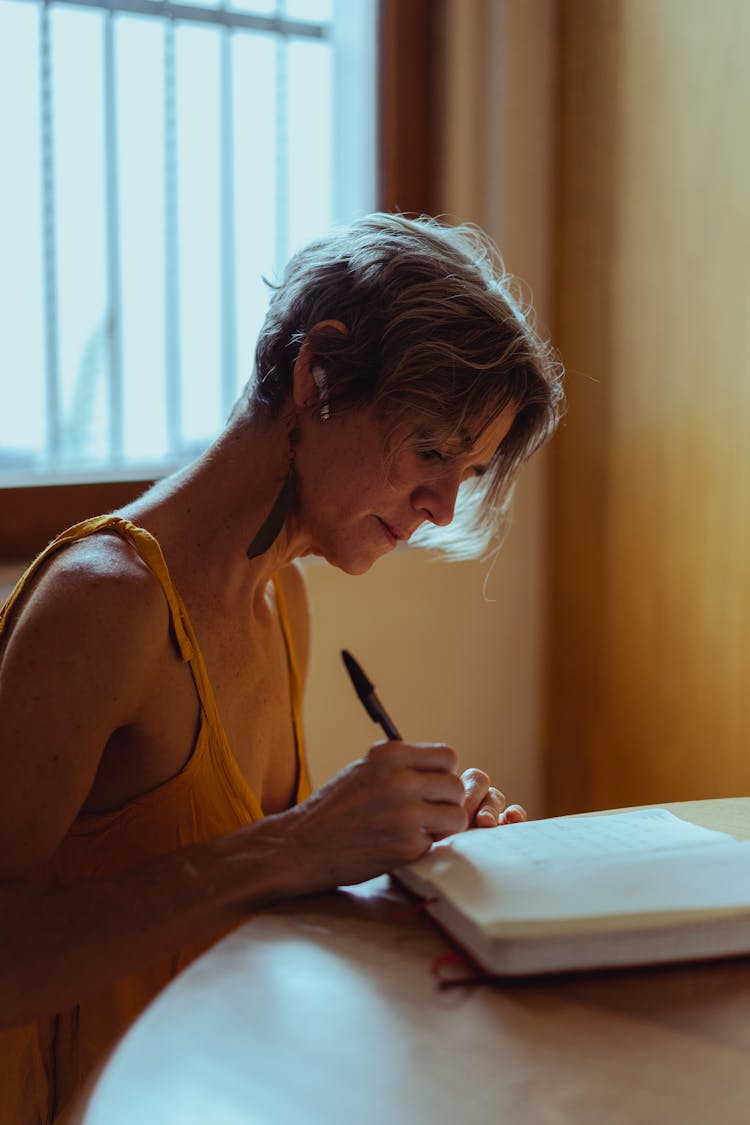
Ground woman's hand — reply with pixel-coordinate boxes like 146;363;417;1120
461;767;527;828
275;741;469;893
273;749;526;899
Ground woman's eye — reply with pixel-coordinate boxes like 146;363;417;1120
419;449;448;463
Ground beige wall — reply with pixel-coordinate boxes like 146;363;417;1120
547;0;750;813
303;468;545;805
304;0;557;816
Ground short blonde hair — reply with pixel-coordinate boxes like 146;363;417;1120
252;213;564;558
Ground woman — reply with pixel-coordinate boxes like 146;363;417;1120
0;213;563;1122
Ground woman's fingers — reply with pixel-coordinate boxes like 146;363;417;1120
497;802;527;825
461;768;527;828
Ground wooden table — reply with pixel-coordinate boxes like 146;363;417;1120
71;800;750;1125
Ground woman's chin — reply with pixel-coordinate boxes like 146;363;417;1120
334;556;377;577
325;545;382;577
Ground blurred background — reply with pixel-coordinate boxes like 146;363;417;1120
1;0;749;817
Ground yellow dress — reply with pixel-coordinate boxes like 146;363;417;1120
0;516;311;1124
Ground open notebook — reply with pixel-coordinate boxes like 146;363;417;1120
394;809;750;976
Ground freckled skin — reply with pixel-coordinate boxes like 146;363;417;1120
288;404;516;576
0;325;525;1039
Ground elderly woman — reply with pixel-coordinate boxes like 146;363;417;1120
0;213;562;1122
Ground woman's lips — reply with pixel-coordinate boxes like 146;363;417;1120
377;517;399;547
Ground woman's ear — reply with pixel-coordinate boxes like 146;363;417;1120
292;319;347;411
311;365;330;419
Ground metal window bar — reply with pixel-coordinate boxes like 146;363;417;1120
103;7;124;462
21;0;328;39
220;21;237;425
163;16;182;458
39;1;62;466
23;0;330;472
274;0;289;275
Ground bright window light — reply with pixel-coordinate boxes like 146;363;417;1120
0;0;376;481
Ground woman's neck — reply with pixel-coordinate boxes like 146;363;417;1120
117;403;311;612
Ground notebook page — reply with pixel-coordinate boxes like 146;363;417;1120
416;809;735;873
402;811;746;931
478;843;750;931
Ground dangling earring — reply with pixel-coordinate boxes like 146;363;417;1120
246;441;297;560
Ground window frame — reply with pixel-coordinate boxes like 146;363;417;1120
0;0;439;561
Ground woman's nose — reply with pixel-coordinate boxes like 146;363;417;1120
413;476;460;526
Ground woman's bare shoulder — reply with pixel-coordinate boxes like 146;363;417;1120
0;535;173;875
3;532;170;657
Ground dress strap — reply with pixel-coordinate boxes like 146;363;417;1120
272;573;311;802
1;515;310;808
0;516;195;663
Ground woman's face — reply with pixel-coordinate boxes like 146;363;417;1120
291;401;516;575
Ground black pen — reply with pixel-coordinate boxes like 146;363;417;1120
341;649;402;740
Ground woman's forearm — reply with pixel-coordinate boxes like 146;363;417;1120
0;819;297;1029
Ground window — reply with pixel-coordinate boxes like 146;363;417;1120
0;0;376;484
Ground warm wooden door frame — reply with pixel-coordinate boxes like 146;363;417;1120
379;0;443;217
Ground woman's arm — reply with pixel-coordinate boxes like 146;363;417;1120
0;738;467;1028
0;555;467;1027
